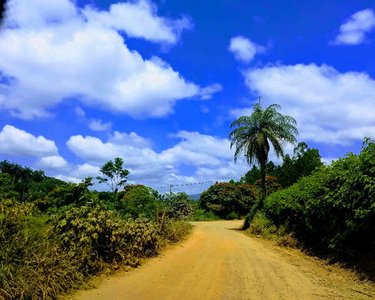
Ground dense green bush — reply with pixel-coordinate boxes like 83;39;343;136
235;183;258;213
200;183;237;218
263;138;375;257
115;185;159;219
200;182;257;218
163;192;196;220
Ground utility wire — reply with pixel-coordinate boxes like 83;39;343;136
150;174;244;190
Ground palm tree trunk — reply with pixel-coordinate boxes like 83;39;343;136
260;161;267;201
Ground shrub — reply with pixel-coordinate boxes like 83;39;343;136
246;212;277;237
115;185;159;219
163;192;196;220
192;209;220;221
235;183;257;215
52;203;160;270
160;220;192;243
200;182;257;218
263;138;375;258
225;211;240;220
0;199;193;300
245;212;298;248
200;183;237;218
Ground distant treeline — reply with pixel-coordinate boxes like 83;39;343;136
239;142;323;188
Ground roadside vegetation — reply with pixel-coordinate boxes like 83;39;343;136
262;138;375;258
0;159;193;300
238;138;375;279
196;139;325;223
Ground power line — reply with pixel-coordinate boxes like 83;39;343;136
150;174;244;191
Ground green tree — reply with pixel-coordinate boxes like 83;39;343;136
19;167;33;201
0;173;19;200
115;185;159;219
38;177;93;210
163;192;196;220
0;160;12;174
96;157;130;193
293;142;323;178
275;142;323;188
31;170;45;183
200;182;257;218
240;165;262;184
229;101;298;200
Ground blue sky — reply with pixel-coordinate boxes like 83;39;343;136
0;0;374;194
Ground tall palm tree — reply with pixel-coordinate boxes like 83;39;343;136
229;101;299;200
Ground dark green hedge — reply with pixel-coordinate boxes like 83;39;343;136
263;138;375;258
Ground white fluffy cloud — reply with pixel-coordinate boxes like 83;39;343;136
197;84;223;100
228;36;266;63
169;131;232;159
331;9;375;45
66;132;226;168
0;0;220;119
72;163;101;177
232;63;375;146
82;0;193;44
37;155;68;170
108;131;152;148
54;174;81;184
89;119;112;131
0;125;58;157
65;130;252;192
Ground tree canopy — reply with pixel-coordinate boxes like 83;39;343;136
96;157;130;193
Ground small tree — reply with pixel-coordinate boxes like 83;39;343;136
115;185;158;219
96;157;130;193
163;192;196;220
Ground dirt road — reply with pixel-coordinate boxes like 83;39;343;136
72;220;374;300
